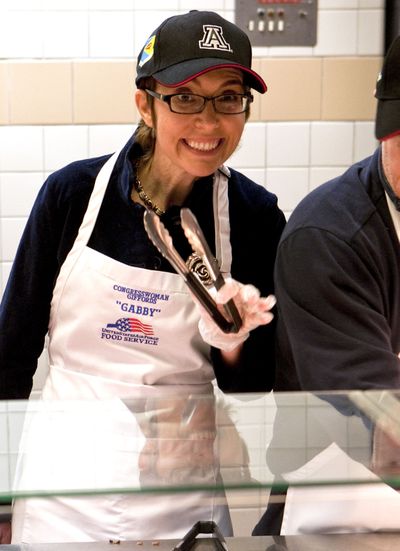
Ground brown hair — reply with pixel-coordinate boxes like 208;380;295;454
135;77;157;171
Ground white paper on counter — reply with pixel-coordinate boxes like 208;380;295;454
281;442;400;535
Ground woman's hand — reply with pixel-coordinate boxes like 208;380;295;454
198;277;276;352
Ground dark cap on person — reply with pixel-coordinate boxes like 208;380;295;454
135;10;267;94
375;35;400;140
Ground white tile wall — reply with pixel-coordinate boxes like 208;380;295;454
235;168;266;188
319;0;358;7
359;0;385;7
320;0;384;7
180;0;225;11
43;12;89;58
0;12;44;59
0;127;44;172
89;12;135;58
0;264;12;296
90;0;133;9
310;122;354;166
266;123;310;167
358;10;385;54
1;218;27;262
44;0;89;9
314;11;358;56
0;173;43;216
228;123;266;168
309;166;347;191
354;121;378;161
266;167;310;214
133;0;179;10
88;124;136;157
44;126;89;172
0;3;386;58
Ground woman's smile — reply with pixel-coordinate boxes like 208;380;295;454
183;138;222;152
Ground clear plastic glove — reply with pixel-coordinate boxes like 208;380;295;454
198;277;276;352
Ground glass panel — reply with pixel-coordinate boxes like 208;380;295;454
2;390;400;499
3;390;400;541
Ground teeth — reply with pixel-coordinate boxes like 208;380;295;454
186;139;219;151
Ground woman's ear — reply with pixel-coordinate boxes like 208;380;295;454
135;89;154;128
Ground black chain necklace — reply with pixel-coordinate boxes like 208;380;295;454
134;175;165;217
135;172;213;286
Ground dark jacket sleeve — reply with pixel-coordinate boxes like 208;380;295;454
274;227;400;392
0;173;91;399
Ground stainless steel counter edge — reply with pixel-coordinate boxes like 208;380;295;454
1;533;400;551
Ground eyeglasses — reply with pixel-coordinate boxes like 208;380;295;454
145;89;253;115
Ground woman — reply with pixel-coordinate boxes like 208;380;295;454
0;10;285;544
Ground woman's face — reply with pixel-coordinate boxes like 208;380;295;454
138;68;247;182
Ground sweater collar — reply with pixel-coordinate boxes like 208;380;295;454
378;145;400;212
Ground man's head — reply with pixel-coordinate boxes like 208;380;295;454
135;10;267;94
375;35;400;141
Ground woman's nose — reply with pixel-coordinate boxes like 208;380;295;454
194;100;220;127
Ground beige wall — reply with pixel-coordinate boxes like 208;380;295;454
0;57;381;126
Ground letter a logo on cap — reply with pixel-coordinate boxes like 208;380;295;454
199;25;232;52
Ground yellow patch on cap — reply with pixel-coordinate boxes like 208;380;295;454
139;35;156;68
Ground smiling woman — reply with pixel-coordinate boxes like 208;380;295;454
0;9;286;545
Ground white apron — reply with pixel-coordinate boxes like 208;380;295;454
12;148;233;543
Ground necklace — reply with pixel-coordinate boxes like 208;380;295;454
135;171;213;285
134;175;165;217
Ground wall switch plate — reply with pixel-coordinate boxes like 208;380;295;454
235;0;318;47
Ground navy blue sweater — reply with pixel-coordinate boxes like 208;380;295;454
0;135;286;398
274;147;400;392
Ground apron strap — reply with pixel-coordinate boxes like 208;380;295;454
213;166;232;275
50;147;123;316
74;149;121;247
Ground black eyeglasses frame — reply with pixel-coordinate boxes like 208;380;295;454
145;89;253;115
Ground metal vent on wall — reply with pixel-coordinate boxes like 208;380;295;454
235;0;318;47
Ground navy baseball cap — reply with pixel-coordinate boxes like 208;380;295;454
375;35;400;140
135;10;267;94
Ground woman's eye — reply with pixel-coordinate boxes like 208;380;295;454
221;94;238;101
218;94;241;105
176;94;195;104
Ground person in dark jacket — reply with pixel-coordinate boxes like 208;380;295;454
253;34;400;537
0;10;285;544
274;36;400;392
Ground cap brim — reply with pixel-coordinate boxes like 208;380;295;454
153;58;267;94
375;99;400;140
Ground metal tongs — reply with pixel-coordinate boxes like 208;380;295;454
143;208;242;334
